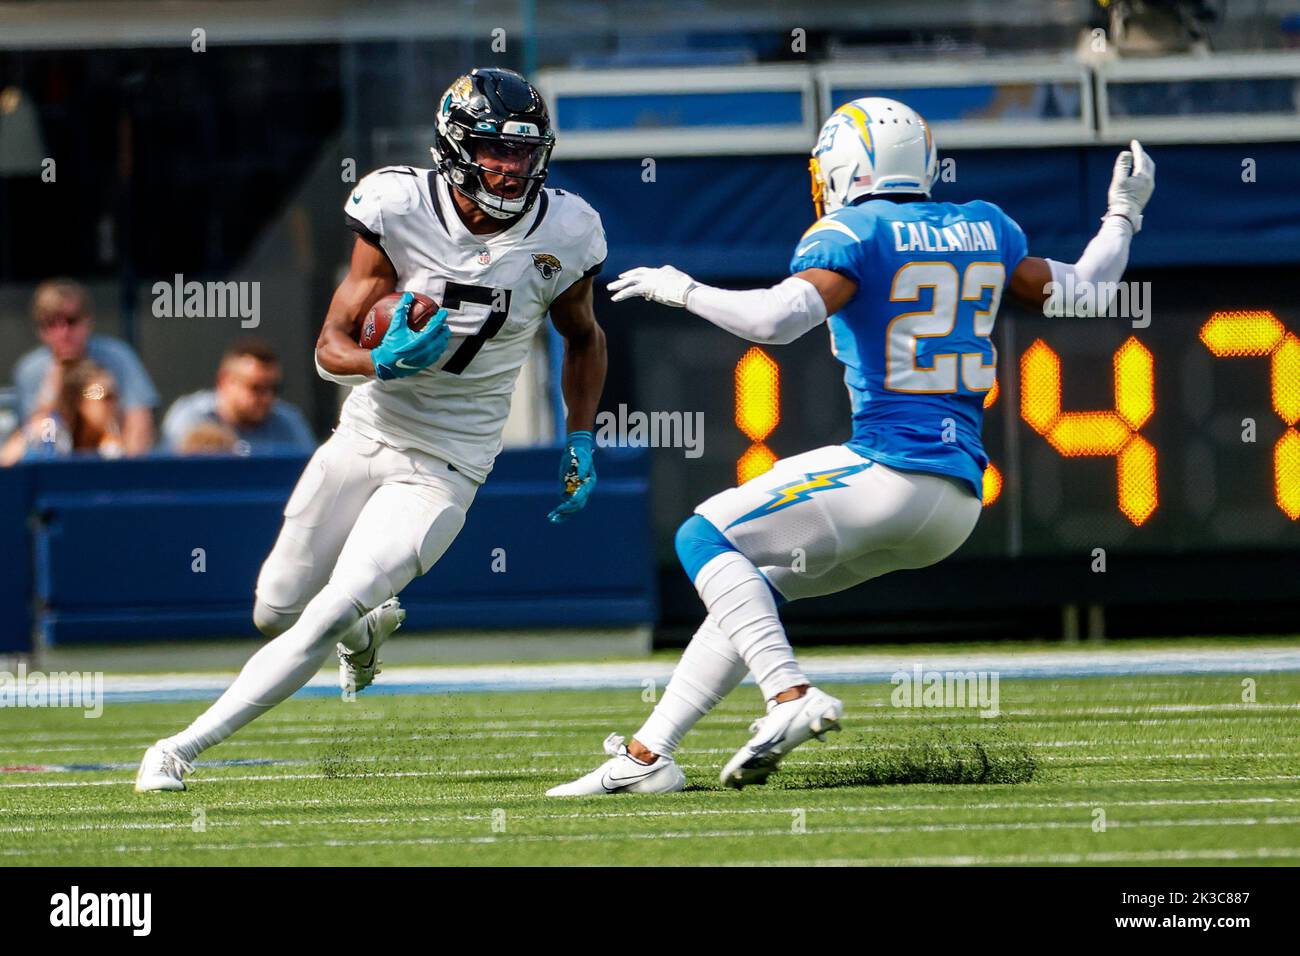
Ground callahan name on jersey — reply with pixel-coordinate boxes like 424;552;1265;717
891;219;1001;253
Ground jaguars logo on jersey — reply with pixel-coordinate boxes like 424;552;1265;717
533;253;562;280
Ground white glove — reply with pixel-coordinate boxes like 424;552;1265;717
607;265;698;308
1105;139;1155;233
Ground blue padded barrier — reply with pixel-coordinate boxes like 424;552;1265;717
4;447;653;647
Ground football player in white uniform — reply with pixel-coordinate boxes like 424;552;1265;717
136;68;608;792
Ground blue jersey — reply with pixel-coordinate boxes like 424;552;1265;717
790;198;1028;497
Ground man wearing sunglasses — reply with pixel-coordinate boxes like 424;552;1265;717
161;337;314;455
11;279;158;455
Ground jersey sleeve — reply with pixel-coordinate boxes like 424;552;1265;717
999;210;1028;277
580;211;608;279
972;200;1028;279
344;167;420;246
552;192;607;298
789;211;872;283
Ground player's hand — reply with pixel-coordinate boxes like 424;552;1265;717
1105;139;1155;233
371;292;451;381
547;430;596;523
608;265;698;308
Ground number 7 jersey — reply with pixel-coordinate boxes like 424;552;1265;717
790;198;1028;497
341;166;606;482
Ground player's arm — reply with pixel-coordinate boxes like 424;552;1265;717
550;274;607;433
1007;140;1155;314
608;266;852;344
314;237;398;384
545;274;607;523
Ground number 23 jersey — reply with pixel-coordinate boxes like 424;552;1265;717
790;198;1027;498
341;166;606;482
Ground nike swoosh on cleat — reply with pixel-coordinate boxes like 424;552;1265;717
352;194;363;204
748;726;788;755
601;766;659;791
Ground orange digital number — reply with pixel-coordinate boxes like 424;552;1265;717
1019;336;1158;526
1199;311;1300;519
735;346;780;484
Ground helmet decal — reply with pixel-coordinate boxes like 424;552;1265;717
834;103;875;165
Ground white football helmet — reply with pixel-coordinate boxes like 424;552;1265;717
809;97;938;217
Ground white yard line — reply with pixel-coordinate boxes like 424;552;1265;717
6;755;1300;790
8;796;1300;834
5;816;1300;857
30;646;1300;704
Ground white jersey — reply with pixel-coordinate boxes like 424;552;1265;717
340;166;606;482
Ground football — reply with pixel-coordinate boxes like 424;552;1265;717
358;291;440;349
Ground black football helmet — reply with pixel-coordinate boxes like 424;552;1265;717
431;68;556;220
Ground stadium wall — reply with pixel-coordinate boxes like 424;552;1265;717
0;446;655;651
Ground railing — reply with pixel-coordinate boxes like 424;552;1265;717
540;65;818;159
537;53;1300;158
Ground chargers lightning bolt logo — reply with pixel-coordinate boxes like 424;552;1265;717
726;462;873;529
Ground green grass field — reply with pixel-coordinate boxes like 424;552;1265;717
3;661;1299;866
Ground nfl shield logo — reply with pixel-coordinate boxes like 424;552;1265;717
477;249;491;265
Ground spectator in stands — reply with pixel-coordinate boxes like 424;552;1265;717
12;280;158;455
0;360;125;465
161;338;314;455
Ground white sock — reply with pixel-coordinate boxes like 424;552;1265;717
693;551;806;701
161;584;362;762
635;615;749;758
337;603;382;654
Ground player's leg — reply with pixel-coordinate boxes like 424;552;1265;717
548;447;859;796
251;426;397;651
546;614;745;796
135;428;382;792
137;449;477;791
707;449;982;786
633;614;747;759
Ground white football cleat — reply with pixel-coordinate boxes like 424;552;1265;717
134;743;195;793
546;733;687;797
720;686;843;789
338;597;405;693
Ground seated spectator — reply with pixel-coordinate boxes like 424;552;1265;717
1;360;125;465
12;279;158;455
162;338;314;455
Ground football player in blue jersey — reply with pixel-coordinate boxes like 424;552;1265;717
548;97;1155;795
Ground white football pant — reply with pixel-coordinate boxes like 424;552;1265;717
253;423;478;635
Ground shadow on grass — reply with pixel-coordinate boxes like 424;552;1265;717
692;723;1037;791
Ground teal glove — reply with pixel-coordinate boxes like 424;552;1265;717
372;292;451;381
547;430;596;523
